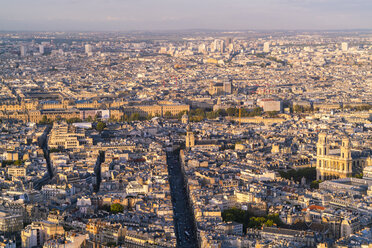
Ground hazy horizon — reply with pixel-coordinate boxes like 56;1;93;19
0;0;371;32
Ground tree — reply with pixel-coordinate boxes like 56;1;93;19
353;173;363;179
194;108;205;117
293;105;313;113
310;180;322;189
226;107;237;117
128;113;140;122
121;114;128;122
279;167;317;183
164;111;172;118
293;105;304;113
110;203;124;214
50;148;63;153
96;121;106;132
39;115;50;124
189;108;206;122
190;115;204;122
222;209;282;233
66;117;82;124
267;111;278;118
267;214;282;226
14;160;22;165
249;107;262;117
217;109;227;116
206;111;219;119
240;108;249;117
265;219;274;227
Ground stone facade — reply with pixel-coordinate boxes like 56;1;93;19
316;133;369;180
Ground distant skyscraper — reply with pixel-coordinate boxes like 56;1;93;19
210;40;217;52
159;47;167;54
228;43;235;52
225;37;233;47
219;40;225;53
341;42;348;52
20;45;26;57
211;39;225;53
263;42;270;53
85;44;93;55
198;44;206;54
223;81;233;95
39;45;44;55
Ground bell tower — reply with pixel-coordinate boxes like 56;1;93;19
316;133;329;180
317;133;329;157
341;137;351;159
185;124;195;149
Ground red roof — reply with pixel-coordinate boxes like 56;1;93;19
303;205;325;211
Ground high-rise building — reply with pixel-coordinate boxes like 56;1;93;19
223;81;233;95
219;39;225;53
211;39;225;53
210;41;217;52
228;43;235;52
20;45;27;57
225;37;233;47
263;42;270;53
257;99;282;112
341;42;348;52
39;45;44;55
85;44;93;55
159;47;167;54
198;44;206;54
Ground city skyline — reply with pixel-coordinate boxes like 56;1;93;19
0;24;371;248
0;1;372;246
0;0;372;31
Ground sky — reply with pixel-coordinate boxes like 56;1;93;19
0;0;371;31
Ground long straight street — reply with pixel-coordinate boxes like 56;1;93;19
166;149;199;248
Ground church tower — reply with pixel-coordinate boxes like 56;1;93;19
181;113;189;124
317;133;329;157
185;124;195;149
316;133;329;180
341;137;351;160
341;137;352;174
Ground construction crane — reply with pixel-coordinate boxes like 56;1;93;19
239;107;242;127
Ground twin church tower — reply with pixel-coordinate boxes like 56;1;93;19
316;133;369;180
